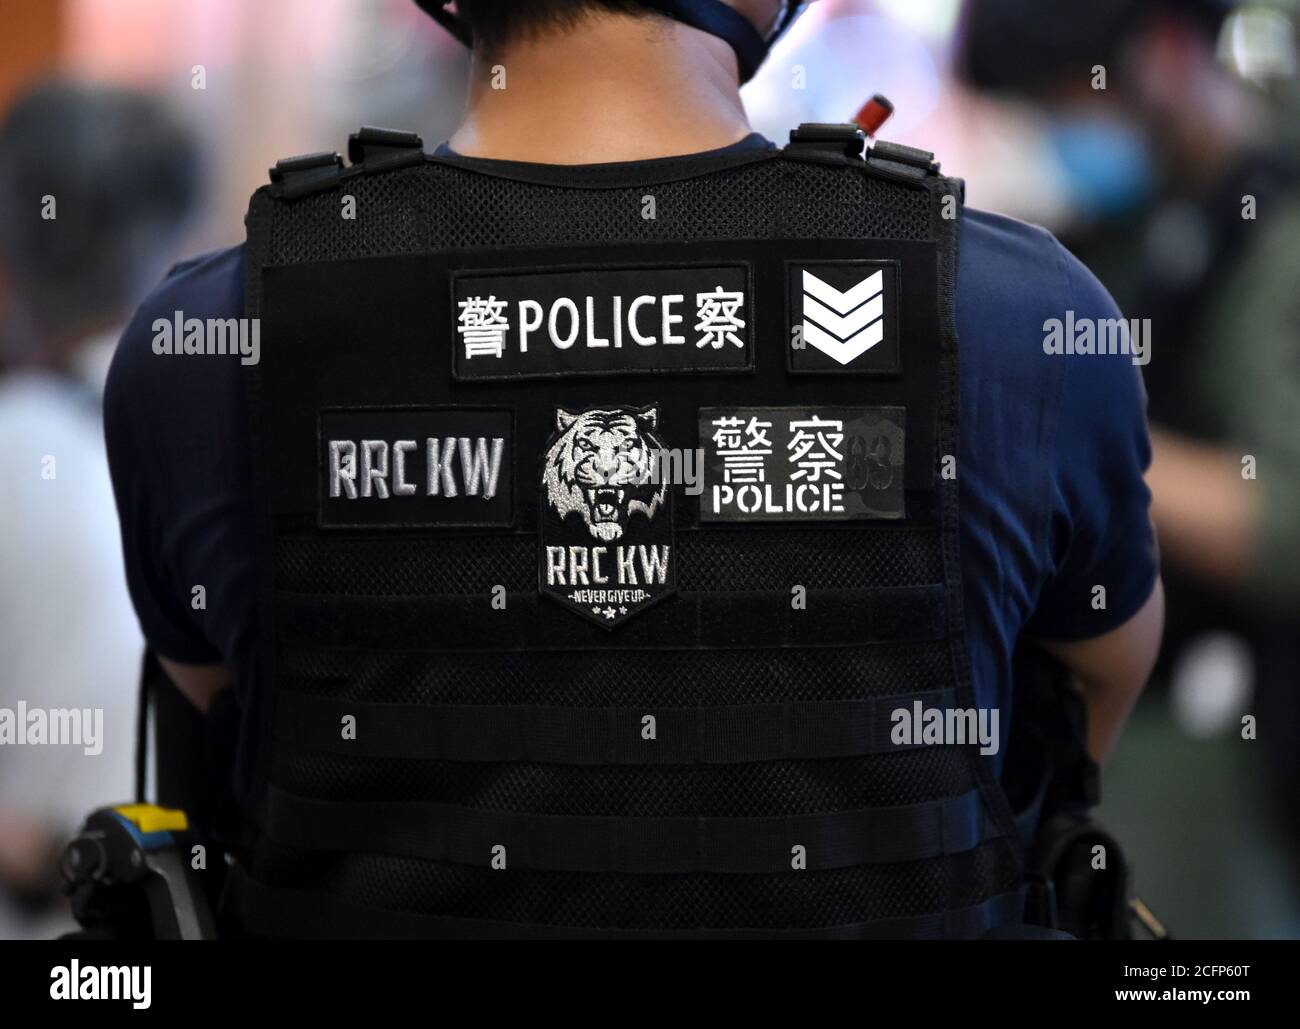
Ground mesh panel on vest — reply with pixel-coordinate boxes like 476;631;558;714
276;641;950;706
267;160;933;265
242;146;1023;937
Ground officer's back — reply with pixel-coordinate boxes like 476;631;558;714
104;0;1163;938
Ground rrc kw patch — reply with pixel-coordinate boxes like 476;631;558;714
538;404;676;628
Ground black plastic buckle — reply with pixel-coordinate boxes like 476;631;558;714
867;139;940;177
787;123;866;160
347;126;425;167
268;151;344;199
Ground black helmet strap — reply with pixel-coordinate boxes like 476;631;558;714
414;0;804;84
636;1;768;82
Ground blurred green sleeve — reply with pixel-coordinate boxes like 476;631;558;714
1192;198;1300;609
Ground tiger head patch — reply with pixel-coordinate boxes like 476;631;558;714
538;404;675;628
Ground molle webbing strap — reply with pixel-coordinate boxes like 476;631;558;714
271;688;959;764
229;866;1028;940
262;785;1000;874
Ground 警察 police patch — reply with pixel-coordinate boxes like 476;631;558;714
699;406;905;521
787;260;900;374
453;264;752;380
539;404;676;628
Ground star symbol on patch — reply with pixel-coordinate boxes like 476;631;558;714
619;606;628;615
602;607;617;619
591;605;602;614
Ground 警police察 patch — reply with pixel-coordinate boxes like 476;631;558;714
699;406;905;521
539;404;676;628
788;260;900;374
319;407;512;528
453;264;752;380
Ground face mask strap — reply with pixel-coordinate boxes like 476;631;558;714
766;1;809;44
412;0;472;47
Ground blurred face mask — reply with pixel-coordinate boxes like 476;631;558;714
1044;112;1156;220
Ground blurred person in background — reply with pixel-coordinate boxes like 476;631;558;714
0;80;200;937
958;0;1300;846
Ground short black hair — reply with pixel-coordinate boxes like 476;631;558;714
455;0;655;52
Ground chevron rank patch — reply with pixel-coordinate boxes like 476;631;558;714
787;260;900;374
699;406;905;521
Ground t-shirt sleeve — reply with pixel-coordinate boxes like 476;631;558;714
103;248;245;665
1023;241;1159;640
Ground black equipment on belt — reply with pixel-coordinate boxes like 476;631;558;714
1005;642;1172;940
61;804;218;940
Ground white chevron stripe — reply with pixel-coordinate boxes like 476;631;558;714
802;293;883;341
802;269;883;313
803;319;884;365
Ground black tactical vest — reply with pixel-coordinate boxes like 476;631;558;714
232;125;1026;938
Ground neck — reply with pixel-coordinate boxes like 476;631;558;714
447;11;754;164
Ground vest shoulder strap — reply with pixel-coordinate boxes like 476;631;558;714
265;125;425;201
784;121;940;177
261;122;957;203
781;121;965;205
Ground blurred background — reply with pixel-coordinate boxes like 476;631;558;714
1;0;1297;938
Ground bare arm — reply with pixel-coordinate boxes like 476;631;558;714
1032;578;1165;765
157;656;232;715
1146;429;1255;587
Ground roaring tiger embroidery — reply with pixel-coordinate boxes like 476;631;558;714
542;406;668;543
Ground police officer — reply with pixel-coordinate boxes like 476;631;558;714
104;0;1163;938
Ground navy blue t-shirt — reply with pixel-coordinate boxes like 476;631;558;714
105;136;1158;802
